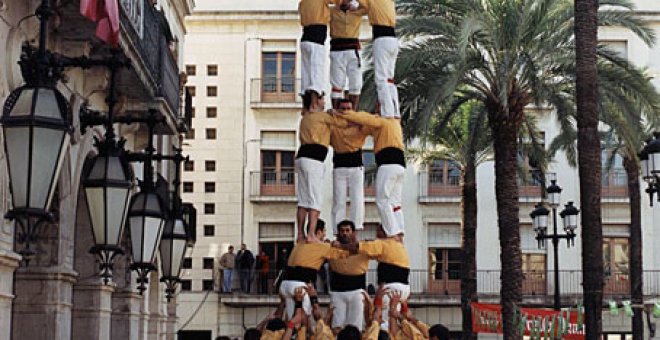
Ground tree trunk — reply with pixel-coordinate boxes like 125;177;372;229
491;117;522;340
624;156;643;340
575;0;603;336
461;158;478;340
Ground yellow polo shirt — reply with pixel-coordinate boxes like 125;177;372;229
330;7;367;39
358;0;396;27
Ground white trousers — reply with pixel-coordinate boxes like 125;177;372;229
372;37;400;117
295;157;325;211
376;164;405;236
330;289;365;331
301;41;326;95
332;166;365;234
279;280;312;320
330;49;363;98
380;282;411;330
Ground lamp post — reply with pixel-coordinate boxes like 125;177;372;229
640;133;660;206
127;111;168;293
530;180;579;310
82;58;134;284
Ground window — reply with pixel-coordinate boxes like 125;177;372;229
427;159;461;196
204;225;215;236
601;149;627;197
258;223;295;277
190;107;195;118
206;107;217;118
427;224;461;294
206;128;216;140
204;182;216;193
518;133;546;196
185;128;195;140
202;280;214;291
260;150;295;195
207;64;218;76
183;182;194;193
186;65;196;76
205;160;216;172
204;203;215;214
184;160;194;171
180;280;192;291
603;236;629;294
203;257;214;269
182;257;192;269
261;51;296;102
207;86;217;97
187;86;196;97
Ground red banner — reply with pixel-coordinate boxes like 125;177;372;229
472;303;585;339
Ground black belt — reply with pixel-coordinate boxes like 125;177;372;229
375;147;405;167
377;263;409;284
373;25;396;39
329;271;366;292
330;38;361;51
283;266;318;283
296;144;329;162
302;25;327;45
333;150;363;168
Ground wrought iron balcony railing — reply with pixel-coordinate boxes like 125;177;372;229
250;78;302;105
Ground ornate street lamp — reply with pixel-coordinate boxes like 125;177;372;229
531;180;579;310
159;215;189;301
82;63;134;284
128;112;167;293
1;0;73;259
640;133;660;206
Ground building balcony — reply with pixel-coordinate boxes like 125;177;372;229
250;171;297;202
215;269;656;307
250;78;302;109
602;170;628;199
58;0;183;134
418;171;461;203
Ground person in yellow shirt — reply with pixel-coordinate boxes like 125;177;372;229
297;94;347;241
330;99;371;233
329;2;367;109
299;0;341;104
352;0;399;118
279;222;350;319
332;108;405;236
329;220;371;332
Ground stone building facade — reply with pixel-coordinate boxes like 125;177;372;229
0;0;194;339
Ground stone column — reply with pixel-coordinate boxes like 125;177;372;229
12;267;77;340
72;282;114;340
0;250;20;340
165;299;177;340
111;289;143;340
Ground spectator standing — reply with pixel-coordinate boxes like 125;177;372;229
256;251;270;294
219;245;236;293
236;243;255;293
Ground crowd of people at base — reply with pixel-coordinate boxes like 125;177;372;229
214;284;450;340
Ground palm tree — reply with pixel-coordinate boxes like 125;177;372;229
409;99;492;339
376;0;656;336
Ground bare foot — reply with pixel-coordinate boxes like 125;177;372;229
306;234;319;243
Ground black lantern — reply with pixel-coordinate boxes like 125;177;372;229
530;203;549;235
159;214;189;301
181;203;197;247
128;187;167;293
560;201;579;237
641;133;660;206
546;180;562;208
83;138;133;283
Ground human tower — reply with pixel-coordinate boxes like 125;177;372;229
276;0;421;336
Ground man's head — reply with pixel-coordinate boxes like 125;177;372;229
378;330;391;340
302;90;325;112
228;245;234;253
337;220;356;244
241;243;246;250
244;328;261;340
315;219;326;240
337;98;353;111
428;324;450;340
337;325;361;340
